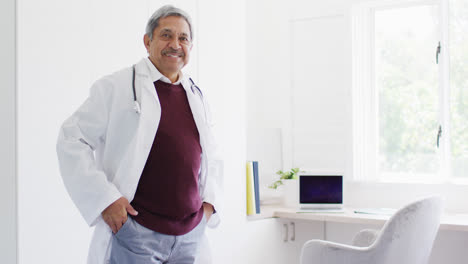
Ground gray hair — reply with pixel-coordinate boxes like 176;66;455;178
145;5;193;40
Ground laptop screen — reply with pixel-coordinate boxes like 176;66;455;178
299;175;343;204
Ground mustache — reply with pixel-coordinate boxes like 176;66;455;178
162;49;184;56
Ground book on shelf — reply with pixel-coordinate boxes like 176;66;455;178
246;161;256;215
252;161;261;214
246;160;261;215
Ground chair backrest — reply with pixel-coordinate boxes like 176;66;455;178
371;196;443;264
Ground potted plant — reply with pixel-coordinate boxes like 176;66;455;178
269;168;302;189
269;168;303;207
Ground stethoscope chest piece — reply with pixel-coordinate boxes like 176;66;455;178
133;100;141;114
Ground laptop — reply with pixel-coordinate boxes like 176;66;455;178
298;173;344;212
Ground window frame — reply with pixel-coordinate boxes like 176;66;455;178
351;0;466;184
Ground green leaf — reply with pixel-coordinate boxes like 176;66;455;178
269;167;302;189
268;180;284;189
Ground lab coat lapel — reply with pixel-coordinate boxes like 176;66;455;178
183;80;207;146
114;60;161;200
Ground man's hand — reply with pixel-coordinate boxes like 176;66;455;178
102;197;138;234
203;202;214;222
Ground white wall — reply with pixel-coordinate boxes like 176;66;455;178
0;0;17;263
290;14;351;174
245;0;294;199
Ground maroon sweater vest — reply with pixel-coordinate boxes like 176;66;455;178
130;80;204;236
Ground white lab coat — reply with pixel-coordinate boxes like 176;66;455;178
56;58;223;264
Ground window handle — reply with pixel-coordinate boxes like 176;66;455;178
437;125;442;148
436;42;441;64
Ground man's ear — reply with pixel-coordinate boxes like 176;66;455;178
143;34;151;52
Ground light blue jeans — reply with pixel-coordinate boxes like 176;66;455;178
110;214;207;264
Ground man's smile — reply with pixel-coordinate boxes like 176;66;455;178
162;49;184;58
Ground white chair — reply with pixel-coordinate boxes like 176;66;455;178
300;196;443;264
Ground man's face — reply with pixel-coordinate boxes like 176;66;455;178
144;16;192;80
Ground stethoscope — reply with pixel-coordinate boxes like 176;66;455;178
132;65;207;121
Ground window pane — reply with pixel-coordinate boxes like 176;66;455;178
449;0;468;178
375;5;440;179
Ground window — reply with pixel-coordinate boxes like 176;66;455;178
352;0;468;183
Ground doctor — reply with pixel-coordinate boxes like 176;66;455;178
57;5;222;264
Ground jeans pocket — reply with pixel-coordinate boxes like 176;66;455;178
115;216;131;237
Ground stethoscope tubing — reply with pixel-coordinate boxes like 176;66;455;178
132;65;141;113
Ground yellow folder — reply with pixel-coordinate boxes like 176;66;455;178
246;161;256;215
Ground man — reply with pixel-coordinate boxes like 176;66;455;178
57;5;222;264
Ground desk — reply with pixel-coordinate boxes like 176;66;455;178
245;205;468;264
250;205;468;232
